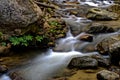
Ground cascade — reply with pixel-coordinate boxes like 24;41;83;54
0;0;116;80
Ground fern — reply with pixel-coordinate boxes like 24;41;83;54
35;35;44;42
9;37;20;46
23;35;33;41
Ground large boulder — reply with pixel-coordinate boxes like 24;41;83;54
87;8;119;20
0;0;42;31
96;34;120;64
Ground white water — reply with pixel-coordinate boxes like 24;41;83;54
51;0;114;7
0;0;115;80
17;30;99;80
0;75;11;80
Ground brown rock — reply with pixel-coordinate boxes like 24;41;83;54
78;34;93;42
0;65;8;74
87;8;119;20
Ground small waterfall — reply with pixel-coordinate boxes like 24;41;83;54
0;0;117;80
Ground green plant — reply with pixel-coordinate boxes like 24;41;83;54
9;35;46;47
9;35;33;46
0;32;3;37
35;35;44;42
9;37;20;46
50;28;56;33
48;21;59;26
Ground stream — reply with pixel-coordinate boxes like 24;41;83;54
0;0;118;80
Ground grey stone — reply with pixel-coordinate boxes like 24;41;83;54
97;70;119;80
68;56;98;69
0;0;42;30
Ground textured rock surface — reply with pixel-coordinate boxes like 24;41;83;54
91;54;110;67
68;56;98;69
107;4;120;14
87;8;119;20
0;0;42;31
86;24;115;34
96;34;120;64
62;17;92;36
97;70;119;80
78;34;93;42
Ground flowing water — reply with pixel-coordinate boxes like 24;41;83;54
0;0;118;80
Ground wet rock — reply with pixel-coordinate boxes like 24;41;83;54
76;5;94;17
68;56;98;69
109;66;120;75
86;24;115;34
87;8;119;20
0;65;8;75
0;0;42;31
9;72;25;80
107;4;120;14
91;54;110;67
62;17;92;36
77;34;93;42
74;42;96;53
96;34;120;64
97;70;120;80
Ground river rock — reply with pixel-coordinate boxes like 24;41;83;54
87;8;119;20
86;23;115;34
97;70;120;80
91;54;110;67
62;17;92;36
107;4;120;14
77;34;93;42
9;72;25;80
0;65;8;75
68;56;98;69
109;66;120;75
0;0;42;31
96;34;120;65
